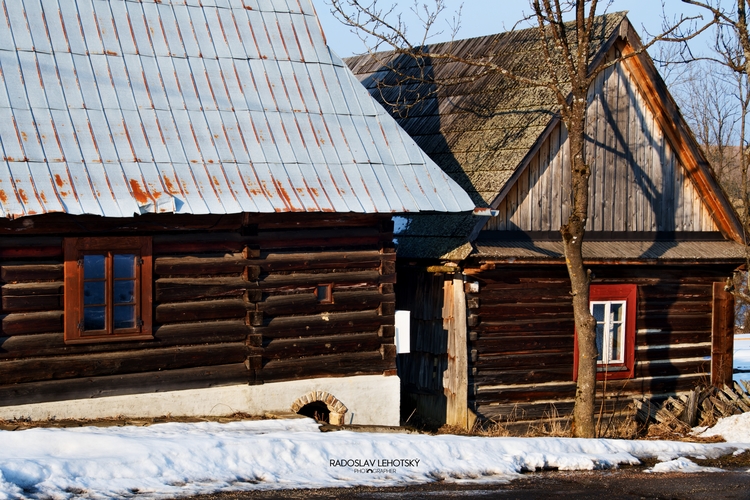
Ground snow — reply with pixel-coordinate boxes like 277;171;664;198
696;412;750;444
646;457;723;473
0;418;748;499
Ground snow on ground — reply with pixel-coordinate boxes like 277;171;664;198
696;412;750;442
646;457;723;473
0;418;748;500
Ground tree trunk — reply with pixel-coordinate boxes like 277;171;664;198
563;99;597;438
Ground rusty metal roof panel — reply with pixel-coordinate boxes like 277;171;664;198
7;1;34;53
26;1;53;54
79;0;105;55
90;56;119;110
290;11;318;64
0;0;474;219
134;3;162;57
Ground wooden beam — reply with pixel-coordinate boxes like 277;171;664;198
444;273;470;429
712;281;735;387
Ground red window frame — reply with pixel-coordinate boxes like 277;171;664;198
64;236;153;344
574;284;637;380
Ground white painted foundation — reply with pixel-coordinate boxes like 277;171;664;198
0;375;401;426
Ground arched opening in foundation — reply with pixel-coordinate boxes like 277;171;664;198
291;391;348;425
297;401;330;423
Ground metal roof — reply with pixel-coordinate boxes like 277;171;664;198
0;0;474;219
473;237;747;262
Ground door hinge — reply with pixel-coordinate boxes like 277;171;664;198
136;318;144;327
77;321;84;331
77;259;83;268
137;258;144;266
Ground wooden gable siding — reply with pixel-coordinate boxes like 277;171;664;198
484;54;718;233
0;214;396;407
465;264;730;423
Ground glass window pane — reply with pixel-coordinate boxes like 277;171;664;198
114;254;136;278
595;323;604;362
83;254;105;279
114;280;135;304
84;306;106;331
610;303;624;323
592;303;605;323
84;281;106;305
611;323;625;362
114;305;136;329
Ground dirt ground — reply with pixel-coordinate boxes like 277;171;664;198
187;469;750;500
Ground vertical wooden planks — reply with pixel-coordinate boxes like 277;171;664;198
479;53;723;236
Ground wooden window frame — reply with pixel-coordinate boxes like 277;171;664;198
574;284;637;381
64;236;153;344
316;283;333;304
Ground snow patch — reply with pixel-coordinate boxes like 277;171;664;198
647;457;723;473
695;412;750;443
0;418;747;498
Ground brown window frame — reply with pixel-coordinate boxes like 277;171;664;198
316;283;333;304
64;236;153;344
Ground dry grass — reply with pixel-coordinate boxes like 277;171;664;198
526;407;571;437
643;422;726;443
0;412;262;431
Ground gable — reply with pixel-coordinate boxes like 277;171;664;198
484;48;720;234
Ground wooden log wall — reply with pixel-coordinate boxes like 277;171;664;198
0;213;397;408
465;264;733;423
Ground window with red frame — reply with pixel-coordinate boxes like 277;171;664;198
574;284;637;380
64;237;153;344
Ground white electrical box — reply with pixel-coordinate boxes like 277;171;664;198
394;310;411;354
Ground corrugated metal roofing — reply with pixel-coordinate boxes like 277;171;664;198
0;0;474;219
473;238;747;261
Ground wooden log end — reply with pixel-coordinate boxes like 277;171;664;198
246;334;262;347
378;302;396;316
380;344;396;361
468;314;480;327
246;311;264;327
381;260;396;275
243;266;261;281
245;289;263;303
379;325;395;338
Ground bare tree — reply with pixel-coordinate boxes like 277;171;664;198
669;62;741;201
331;0;709;437
674;1;750;224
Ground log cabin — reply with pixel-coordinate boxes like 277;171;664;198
0;0;475;426
347;13;747;429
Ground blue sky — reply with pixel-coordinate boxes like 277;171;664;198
312;1;713;58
